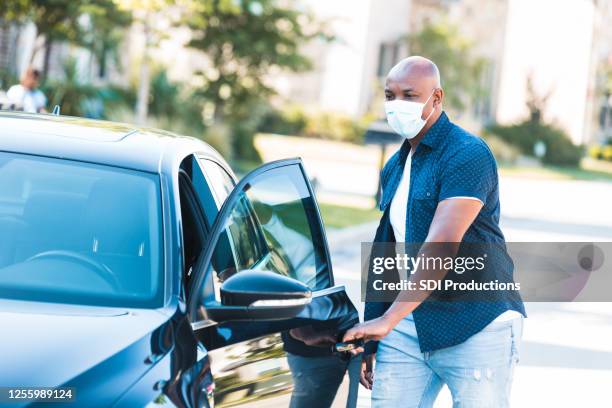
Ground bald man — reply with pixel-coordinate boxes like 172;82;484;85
343;57;525;407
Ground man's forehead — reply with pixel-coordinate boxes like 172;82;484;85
385;74;432;90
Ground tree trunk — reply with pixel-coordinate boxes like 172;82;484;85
98;43;107;79
135;17;151;125
42;37;52;79
29;34;42;65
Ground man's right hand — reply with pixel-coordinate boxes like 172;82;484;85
360;353;375;390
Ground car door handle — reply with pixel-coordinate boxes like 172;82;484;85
333;339;364;353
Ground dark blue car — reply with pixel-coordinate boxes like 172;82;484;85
0;112;360;407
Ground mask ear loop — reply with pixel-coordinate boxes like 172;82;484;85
422;90;437;122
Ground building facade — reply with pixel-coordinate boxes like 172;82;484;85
283;0;606;145
272;0;411;118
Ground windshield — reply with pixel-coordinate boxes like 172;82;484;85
0;151;163;308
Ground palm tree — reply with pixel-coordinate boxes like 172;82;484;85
43;57;100;117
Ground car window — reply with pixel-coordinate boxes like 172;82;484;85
180;155;218;228
198;158;235;208
206;163;331;293
0;151;163;308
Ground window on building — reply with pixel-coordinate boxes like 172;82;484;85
377;42;400;77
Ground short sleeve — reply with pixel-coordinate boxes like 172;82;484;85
378;148;403;211
6;85;21;102
438;142;496;205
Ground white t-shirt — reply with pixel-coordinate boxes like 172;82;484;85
389;151;412;243
7;85;47;113
388;150;521;322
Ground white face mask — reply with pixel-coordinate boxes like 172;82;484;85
385;91;436;139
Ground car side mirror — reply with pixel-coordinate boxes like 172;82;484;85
204;270;312;322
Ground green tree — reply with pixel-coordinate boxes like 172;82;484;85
185;0;329;159
147;66;207;136
525;74;552;124
42;57;100;117
115;0;176;124
1;0;129;78
0;0;31;21
79;1;132;78
406;21;488;114
486;77;582;167
1;0;77;74
28;0;85;76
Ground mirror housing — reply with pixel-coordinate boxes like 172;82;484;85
205;270;312;322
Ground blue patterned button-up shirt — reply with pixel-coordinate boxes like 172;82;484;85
364;112;525;353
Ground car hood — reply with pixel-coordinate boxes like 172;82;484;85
0;299;172;390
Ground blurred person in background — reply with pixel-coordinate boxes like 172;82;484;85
343;56;525;408
7;67;47;113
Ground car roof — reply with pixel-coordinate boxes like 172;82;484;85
0;111;229;174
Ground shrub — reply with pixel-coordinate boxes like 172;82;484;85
42;58;100;117
257;104;368;144
486;120;583;166
0;68;18;92
543;134;584;166
304;111;366;143
99;85;136;118
481;134;520;165
203;123;233;158
258;104;308;136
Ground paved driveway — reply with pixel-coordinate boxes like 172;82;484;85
327;176;612;408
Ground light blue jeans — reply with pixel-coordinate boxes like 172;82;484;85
372;315;523;408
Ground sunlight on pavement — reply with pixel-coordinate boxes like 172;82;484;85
328;172;612;407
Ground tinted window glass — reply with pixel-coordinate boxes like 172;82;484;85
0;152;163;307
209;164;330;291
181;156;218;228
198;158;235;207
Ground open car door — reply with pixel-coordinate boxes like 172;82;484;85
187;158;359;407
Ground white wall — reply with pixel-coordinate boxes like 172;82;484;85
496;0;595;144
315;0;372;116
274;0;412;118
15;23;37;76
358;0;411;116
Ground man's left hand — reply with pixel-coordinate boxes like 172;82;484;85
342;317;394;355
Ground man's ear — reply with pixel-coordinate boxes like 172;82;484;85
434;88;444;108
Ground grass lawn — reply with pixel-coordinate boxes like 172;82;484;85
499;158;612;182
318;202;380;229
